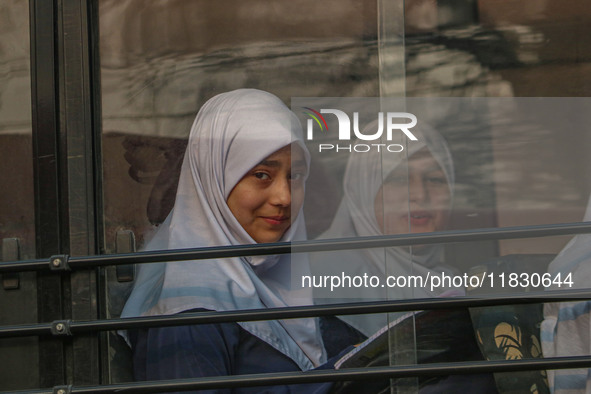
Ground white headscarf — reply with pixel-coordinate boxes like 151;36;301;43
121;89;326;370
541;194;591;393
546;195;591;279
311;121;456;335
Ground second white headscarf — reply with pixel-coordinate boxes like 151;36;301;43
312;120;456;335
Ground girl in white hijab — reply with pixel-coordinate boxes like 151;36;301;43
312;120;456;338
121;89;329;391
311;121;501;393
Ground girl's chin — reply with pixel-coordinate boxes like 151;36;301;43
409;225;436;234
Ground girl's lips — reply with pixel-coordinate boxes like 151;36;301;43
406;211;432;226
261;216;289;226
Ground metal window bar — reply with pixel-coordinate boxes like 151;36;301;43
1;290;591;339
9;357;591;394
2;221;591;393
1;221;591;273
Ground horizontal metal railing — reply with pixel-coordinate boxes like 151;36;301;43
1;221;590;273
11;356;591;394
1;290;591;339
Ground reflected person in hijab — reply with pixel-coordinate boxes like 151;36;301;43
121;89;332;392
311;120;458;352
310;120;502;393
310;121;502;393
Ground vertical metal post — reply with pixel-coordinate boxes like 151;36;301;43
55;0;100;386
30;0;101;387
30;0;69;387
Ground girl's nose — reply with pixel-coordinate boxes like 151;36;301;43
409;176;427;203
269;177;291;207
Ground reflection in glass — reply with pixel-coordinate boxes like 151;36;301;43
0;1;38;391
0;1;34;259
303;97;589;392
306;98;590;299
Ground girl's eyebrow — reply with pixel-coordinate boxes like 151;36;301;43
257;159;281;167
257;159;307;168
425;166;445;173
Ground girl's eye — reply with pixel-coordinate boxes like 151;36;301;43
385;175;407;185
254;172;270;180
426;176;446;185
291;172;305;181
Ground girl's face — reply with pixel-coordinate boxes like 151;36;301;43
227;144;307;243
374;149;451;235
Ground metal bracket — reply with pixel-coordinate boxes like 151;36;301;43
53;385;72;394
49;254;71;271
50;320;73;336
2;238;20;290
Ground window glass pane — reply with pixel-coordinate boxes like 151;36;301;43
0;2;35;258
99;0;383;253
98;0;398;384
97;0;591;391
0;0;38;391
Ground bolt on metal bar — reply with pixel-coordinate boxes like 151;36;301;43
6;356;591;394
1;221;591;274
1;289;590;339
